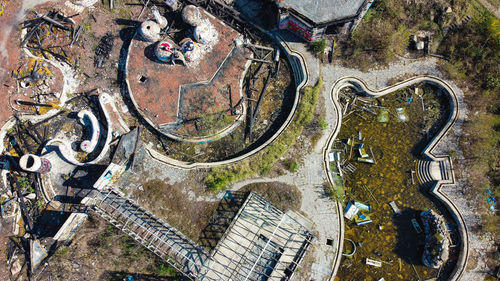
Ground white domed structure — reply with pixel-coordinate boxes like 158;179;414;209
194;23;217;45
180;38;201;62
155;40;176;63
182;5;202;26
139;20;161;42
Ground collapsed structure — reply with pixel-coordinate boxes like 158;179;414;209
90;186;313;281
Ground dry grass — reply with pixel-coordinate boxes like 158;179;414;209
239;182;302;212
135;179;218;244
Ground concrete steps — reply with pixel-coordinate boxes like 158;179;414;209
439;160;451;181
417;159;435;188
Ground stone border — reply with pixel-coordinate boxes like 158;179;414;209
324;76;468;281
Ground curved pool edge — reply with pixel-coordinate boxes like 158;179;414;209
324;75;468;281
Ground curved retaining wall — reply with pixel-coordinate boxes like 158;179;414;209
127;33;308;169
324;76;468;281
44;93;114;167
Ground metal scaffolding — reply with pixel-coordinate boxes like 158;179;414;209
201;192;314;281
89;190;313;281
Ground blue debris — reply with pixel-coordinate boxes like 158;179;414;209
486;187;496;212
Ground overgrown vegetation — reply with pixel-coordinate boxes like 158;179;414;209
438;8;500;237
310;38;327;54
239;182;302;212
205;79;323;190
340;0;469;69
283;159;299;172
136;179;217;243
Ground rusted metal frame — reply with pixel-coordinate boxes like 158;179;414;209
251;66;271;125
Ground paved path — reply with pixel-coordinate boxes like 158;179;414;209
479;0;500;19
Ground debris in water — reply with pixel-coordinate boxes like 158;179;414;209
420;209;451;269
354;201;371;212
354;212;372;225
357;157;375;164
412;218;423;233
389;201;401;216
396;107;408;122
377;108;389;122
344;202;360;220
342;238;357;257
365;258;382;267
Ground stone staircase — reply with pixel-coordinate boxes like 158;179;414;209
417;158;453;189
417;159;435;188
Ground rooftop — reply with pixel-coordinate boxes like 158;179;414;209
278;0;367;24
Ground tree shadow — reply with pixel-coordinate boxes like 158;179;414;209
198;190;248;249
393;208;424;265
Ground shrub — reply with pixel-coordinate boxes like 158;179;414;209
310;39;326;54
319;118;328;130
284;160;299;172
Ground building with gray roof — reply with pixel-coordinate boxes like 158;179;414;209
276;0;374;41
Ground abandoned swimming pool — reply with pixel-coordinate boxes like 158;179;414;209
331;83;461;281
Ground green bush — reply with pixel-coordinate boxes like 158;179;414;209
284;160;299;172
319;119;328;130
310;39;326;54
205;79;323;190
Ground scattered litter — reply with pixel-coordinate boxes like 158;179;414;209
396;108;408;122
30;239;48;271
344;202;360;220
328;152;335;162
486;187;496;212
358;144;369;158
377;108;389;122
354;201;371;212
342;238;357;257
389;201;401;216
407;94;413;104
365;258;382;267
354;212;372;225
412;218;423;233
357;157;375;164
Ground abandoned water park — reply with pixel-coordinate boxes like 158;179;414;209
0;1;498;281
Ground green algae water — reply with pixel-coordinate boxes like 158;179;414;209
335;84;459;281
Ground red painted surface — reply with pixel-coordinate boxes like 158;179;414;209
128;11;249;127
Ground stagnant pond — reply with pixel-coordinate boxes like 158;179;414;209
333;83;460;281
